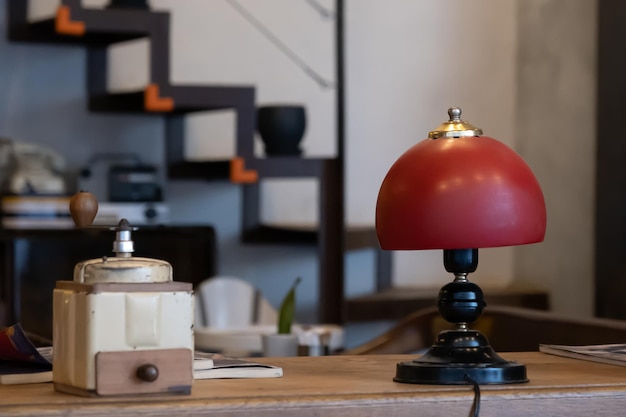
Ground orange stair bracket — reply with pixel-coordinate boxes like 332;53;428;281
55;6;85;36
144;84;174;112
230;157;258;184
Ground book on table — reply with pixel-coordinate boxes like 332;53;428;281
539;343;626;367
0;324;52;384
193;351;283;379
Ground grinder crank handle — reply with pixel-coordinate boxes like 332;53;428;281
69;190;98;227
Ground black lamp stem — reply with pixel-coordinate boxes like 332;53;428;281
393;248;528;385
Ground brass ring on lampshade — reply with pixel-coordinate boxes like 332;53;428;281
428;107;483;139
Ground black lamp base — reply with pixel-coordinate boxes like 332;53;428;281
394;330;528;384
393;249;528;385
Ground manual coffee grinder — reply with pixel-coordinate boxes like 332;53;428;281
52;191;194;396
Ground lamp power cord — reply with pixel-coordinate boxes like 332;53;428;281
464;374;481;417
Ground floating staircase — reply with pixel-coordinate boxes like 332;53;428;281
6;0;391;324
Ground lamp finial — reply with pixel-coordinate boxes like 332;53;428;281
448;106;462;122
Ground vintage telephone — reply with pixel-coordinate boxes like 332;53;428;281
0;137;67;195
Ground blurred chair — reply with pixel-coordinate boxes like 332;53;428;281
194;276;277;328
344;305;626;355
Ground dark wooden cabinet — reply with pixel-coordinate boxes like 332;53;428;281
0;226;216;340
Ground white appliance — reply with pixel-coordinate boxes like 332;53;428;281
93;202;170;226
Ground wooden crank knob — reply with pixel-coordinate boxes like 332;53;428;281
69;190;98;227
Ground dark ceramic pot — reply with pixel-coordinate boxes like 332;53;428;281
257;105;306;156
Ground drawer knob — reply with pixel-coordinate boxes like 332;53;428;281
136;364;159;382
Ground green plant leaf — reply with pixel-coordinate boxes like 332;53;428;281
277;277;302;334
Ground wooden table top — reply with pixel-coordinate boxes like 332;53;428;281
2;352;626;416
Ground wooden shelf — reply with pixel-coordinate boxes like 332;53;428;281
241;224;379;249
345;286;550;322
167;161;230;181
7;2;163;46
88;85;254;114
242;224;318;246
7;17;146;45
167;157;345;183
248;155;340;174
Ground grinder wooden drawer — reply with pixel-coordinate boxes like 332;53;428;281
95;348;192;396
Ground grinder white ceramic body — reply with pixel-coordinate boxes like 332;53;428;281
52;218;194;396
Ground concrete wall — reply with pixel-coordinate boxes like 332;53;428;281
514;0;597;318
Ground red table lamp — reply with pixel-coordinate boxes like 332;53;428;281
376;107;546;384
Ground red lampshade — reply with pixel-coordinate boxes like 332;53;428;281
376;108;546;250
